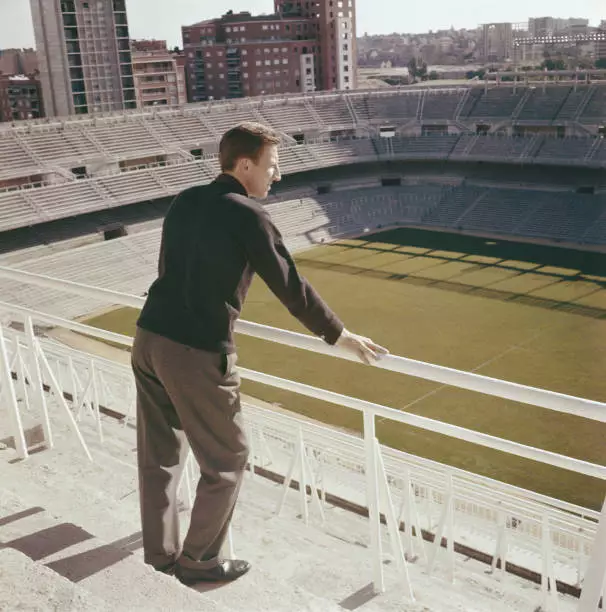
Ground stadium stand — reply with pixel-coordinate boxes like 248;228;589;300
535;136;594;161
1;85;606;187
455;188;540;234
0;134;38;180
554;85;590;120
421;89;466;120
311;96;356;127
580;84;606;120
516;86;571;121
3;128;606;235
4;180;605;317
465;87;526;119
465;134;532;160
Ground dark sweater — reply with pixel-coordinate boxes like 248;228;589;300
137;173;344;353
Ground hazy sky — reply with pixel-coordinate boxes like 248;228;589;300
1;0;604;50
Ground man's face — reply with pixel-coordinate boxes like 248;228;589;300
242;144;281;199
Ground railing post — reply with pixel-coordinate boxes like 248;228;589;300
0;325;28;459
24;316;53;449
578;494;606;612
363;409;385;594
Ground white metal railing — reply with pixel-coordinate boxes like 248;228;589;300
0;265;605;611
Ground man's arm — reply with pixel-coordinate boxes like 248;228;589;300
242;208;344;344
241;208;389;364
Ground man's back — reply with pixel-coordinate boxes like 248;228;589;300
138;173;344;354
138;174;261;353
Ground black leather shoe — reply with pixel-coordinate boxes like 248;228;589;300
154;561;176;576
176;559;251;584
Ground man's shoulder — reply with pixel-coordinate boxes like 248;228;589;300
170;182;268;225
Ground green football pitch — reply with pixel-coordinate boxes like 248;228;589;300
84;228;606;510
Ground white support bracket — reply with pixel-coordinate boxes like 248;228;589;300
276;426;325;526
577;494;606;612
0;325;28;459
27;324;93;462
374;437;415;601
427;471;456;583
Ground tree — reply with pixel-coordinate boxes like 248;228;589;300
541;58;566;71
407;56;428;83
428;70;439;80
596;58;606;69
407;56;418;83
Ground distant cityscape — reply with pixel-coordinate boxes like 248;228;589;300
0;0;605;122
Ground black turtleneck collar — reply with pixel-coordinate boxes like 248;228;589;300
213;173;248;197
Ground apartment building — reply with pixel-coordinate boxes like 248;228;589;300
182;0;356;102
0;74;44;122
29;0;136;117
131;40;187;108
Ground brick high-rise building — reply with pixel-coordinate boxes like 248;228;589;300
0;74;44;122
0;49;38;76
29;0;137;117
182;1;356;102
131;40;187;108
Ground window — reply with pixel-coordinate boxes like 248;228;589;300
219;74;224;79
343;54;348;61
273;48;278;53
243;72;249;78
218;62;223;68
262;25;268;30
282;58;288;64
256;60;261;66
264;48;270;53
343;43;348;50
243;61;248;67
226;27;231;32
242;49;247;55
344;76;349;82
274;59;280;64
265;60;271;65
281;47;287;52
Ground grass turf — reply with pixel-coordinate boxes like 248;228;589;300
83;228;606;510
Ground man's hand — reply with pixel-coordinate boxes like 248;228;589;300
335;328;389;365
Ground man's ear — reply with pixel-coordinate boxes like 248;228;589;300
235;157;249;173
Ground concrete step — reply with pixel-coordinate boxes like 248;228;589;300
0;547;106;612
0;488;226;612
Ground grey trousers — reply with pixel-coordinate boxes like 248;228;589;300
131;327;249;570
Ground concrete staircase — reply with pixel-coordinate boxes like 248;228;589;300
0;397;579;611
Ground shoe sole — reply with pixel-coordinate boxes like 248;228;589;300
176;566;251;585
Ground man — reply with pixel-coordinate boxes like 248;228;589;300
132;122;388;585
